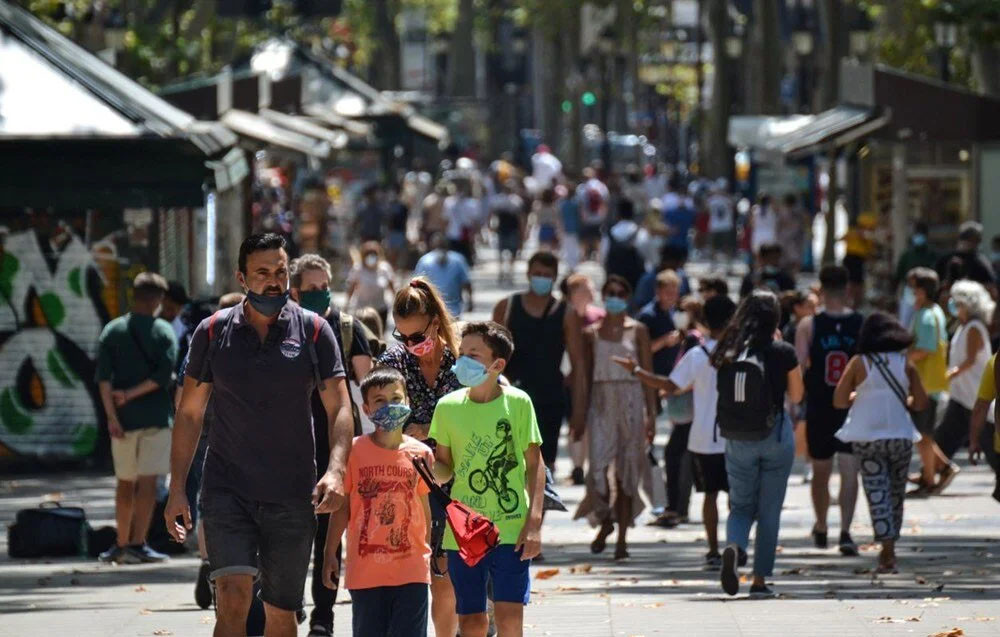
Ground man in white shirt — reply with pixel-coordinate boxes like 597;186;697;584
613;295;738;569
443;180;482;265
531;144;563;194
707;180;735;264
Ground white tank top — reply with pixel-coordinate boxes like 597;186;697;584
948;319;991;409
837;353;920;443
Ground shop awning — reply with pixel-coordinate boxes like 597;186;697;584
300;103;372;138
220;109;331;159
776;107;889;157
258;108;349;150
0;0;247;206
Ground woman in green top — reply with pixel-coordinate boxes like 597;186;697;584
905;268;952;497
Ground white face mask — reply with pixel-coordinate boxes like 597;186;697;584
673;312;690;331
364;254;378;268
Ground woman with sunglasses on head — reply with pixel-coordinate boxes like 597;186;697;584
573;275;658;561
376;276;462;637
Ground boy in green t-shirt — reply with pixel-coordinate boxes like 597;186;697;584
429;321;545;637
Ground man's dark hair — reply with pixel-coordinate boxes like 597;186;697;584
909;266;939;300
238;233;287;274
857;311;914;354
758;243;783;259
699;276;729;297
461;321;515;362
819;264;850;293
959;221;983;244
704;295;737;331
527;251;559;273
165;281;189;305
617;198;635;220
659;243;688;268
360;366;408;403
133;271;168;303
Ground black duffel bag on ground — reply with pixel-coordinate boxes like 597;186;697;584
7;502;90;558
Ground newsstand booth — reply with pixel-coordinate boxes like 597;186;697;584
0;0;248;463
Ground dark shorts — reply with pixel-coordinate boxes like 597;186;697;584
711;229;734;252
934;399;971;458
579;223;603;242
534;402;565;467
842;254;865;284
692;453;729;493
350;583;428;637
201;487;316;611
806;414;853;460
911;396;939;436
498;231;521;254
447;545;530;615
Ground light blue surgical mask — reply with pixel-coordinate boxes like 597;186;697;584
370;403;411;432
452;355;491;387
948;298;959;317
912;233;927;247
901;285;916;309
529;276;554;296
605;297;628;315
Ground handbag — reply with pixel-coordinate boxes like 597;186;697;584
7;502;90;558
412;457;500;568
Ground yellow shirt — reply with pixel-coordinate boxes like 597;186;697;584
844;229;873;258
974;354;1000;451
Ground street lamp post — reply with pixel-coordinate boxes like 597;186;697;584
933;20;958;83
792;24;814;114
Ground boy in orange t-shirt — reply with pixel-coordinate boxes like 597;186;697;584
323;366;434;636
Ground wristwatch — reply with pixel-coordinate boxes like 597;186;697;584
631;365;641;377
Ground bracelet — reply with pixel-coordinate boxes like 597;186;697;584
631;365;641;377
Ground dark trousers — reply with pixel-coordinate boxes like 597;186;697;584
351;583;429;637
310;513;342;629
664;423;693;517
934;399;971;459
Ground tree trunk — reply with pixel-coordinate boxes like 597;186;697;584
704;0;731;179
746;0;782;114
565;4;584;173
447;0;476;97
817;0;844;110
370;0;401;90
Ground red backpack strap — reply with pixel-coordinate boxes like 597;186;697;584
312;313;322;343
208;310;221;340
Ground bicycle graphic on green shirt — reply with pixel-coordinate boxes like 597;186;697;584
468;419;519;513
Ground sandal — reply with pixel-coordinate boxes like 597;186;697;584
614;545;630;561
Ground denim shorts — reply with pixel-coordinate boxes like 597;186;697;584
201;487;316;611
447;545;530;615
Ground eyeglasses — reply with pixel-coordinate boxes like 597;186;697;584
392;319;433;346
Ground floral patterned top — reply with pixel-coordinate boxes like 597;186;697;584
376;342;461;427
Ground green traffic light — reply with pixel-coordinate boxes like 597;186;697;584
561;100;573;113
581;91;596;106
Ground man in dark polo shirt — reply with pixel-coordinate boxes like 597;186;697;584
165;233;353;637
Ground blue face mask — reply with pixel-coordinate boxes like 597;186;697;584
913;234;927;247
605;297;628;315
948;298;959;317
452;355;491;387
370;403;411;432
246;289;289;317
529;276;554;296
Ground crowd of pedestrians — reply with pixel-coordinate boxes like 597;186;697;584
87;147;1000;636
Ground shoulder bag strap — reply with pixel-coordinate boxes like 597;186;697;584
303;310;326;391
867;354;909;410
411;456;452;508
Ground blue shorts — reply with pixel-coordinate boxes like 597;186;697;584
447;545;530;615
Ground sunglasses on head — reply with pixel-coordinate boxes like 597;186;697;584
392;318;434;346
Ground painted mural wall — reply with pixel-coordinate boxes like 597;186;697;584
0;226;115;459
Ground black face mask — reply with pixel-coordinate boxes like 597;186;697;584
245;289;289;317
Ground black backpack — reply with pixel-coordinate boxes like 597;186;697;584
605;233;645;292
716;350;779;441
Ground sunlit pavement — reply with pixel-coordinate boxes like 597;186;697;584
2;251;999;636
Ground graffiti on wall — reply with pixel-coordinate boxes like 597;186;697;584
0;229;111;458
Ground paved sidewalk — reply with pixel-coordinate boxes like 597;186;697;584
2;253;998;636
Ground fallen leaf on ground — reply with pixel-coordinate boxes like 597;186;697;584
134;585;148;593
570;564;593;574
152;631;172;636
555;586;582;592
139;609;152;616
916;576;928;585
534;569;560;580
782;568;805;575
874;617;921;624
643;603;664;608
853;567;872;575
928;629;964;637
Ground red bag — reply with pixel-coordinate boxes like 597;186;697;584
413;457;500;567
